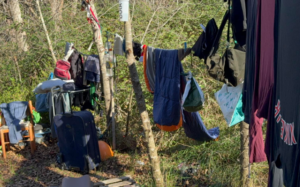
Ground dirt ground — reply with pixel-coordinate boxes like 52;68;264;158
0;139;207;187
0;141;138;187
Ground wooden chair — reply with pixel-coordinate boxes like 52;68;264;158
0;100;36;159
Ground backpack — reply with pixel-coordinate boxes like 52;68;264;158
54;60;71;80
205;9;245;87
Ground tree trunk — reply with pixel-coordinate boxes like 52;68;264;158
240;121;252;187
50;0;63;30
50;0;64;20
7;0;29;52
50;0;58;20
110;77;116;150
13;56;22;82
36;0;57;66
125;88;134;137
125;11;164;187
58;0;64;21
89;0;112;124
71;0;78;17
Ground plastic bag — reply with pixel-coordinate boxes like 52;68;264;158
182;72;205;112
214;83;244;127
32;110;41;124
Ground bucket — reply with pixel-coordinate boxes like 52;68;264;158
119;0;129;22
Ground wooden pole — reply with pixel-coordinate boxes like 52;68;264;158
240;121;252;187
125;88;134;137
125;11;164;187
110;76;116;150
88;0;112;124
36;0;57;66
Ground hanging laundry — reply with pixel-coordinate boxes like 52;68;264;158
49;91;71;138
84;55;101;83
139;56;143;62
0;102;28;144
230;0;247;47
242;0;258;125
267;0;300;186
252;0;276;184
133;42;142;61
182;111;219;141
239;0;266;164
182;72;205;112
153;49;182;127
68;50;85;88
192;18;218;60
177;48;192;61
146;46;156;92
114;34;123;55
179;64;219;141
215;83;244;127
143;45;153;93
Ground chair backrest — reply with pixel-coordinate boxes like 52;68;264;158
0;111;5;127
0;101;33;127
28;100;34;125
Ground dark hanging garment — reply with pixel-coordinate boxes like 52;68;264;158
241;0;258;124
133;42;142;61
85;55;101;83
192;32;206;59
68;51;85;88
268;0;300;186
248;0;266;164
177;48;192;61
192;19;218;61
255;0;275;120
250;0;275;165
231;0;247;47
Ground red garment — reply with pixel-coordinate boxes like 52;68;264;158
249;110;266;163
249;0;275;163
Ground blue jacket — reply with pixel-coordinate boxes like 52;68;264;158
0;102;28;144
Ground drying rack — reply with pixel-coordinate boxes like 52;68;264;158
50;86;91;116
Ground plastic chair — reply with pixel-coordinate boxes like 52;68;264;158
0;101;36;159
